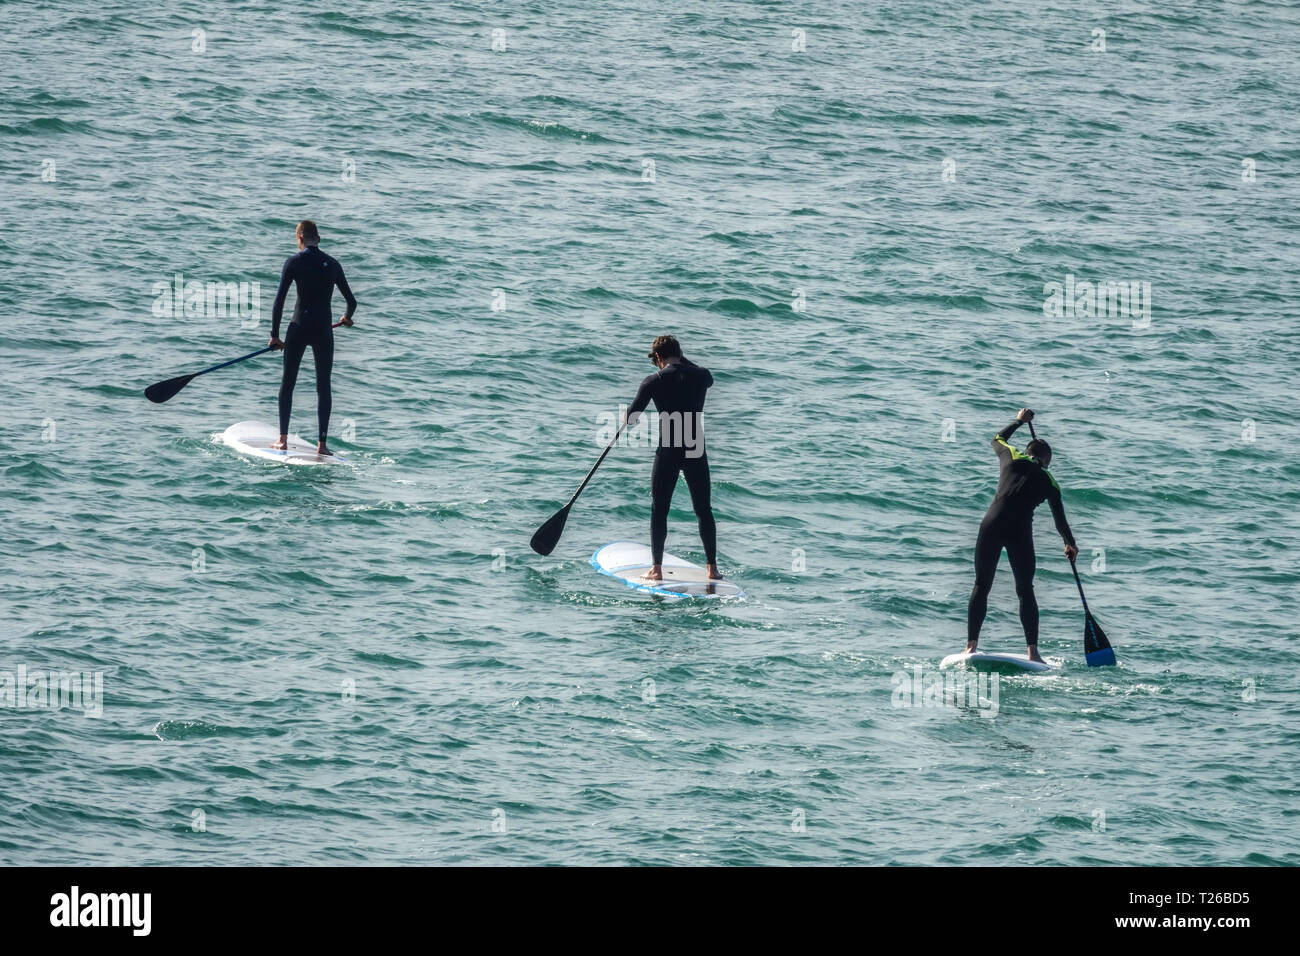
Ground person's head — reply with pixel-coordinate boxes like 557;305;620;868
296;220;321;249
1026;438;1052;468
648;335;682;368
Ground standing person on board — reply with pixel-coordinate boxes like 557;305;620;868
624;335;721;581
966;408;1078;663
268;220;356;456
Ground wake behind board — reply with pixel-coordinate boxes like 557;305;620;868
940;651;1058;674
222;421;350;466
591;541;744;599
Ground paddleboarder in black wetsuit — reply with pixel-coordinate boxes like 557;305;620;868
268;220;356;456
966;408;1079;662
624;335;720;581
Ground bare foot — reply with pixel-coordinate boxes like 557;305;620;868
644;565;663;581
272;436;289;451
965;641;978;654
1027;646;1045;663
706;563;722;579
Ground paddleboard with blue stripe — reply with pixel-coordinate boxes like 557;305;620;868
591;541;744;599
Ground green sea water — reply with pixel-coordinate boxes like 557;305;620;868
2;1;1298;865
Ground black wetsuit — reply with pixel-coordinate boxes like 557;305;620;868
967;419;1075;646
271;245;356;441
626;358;716;566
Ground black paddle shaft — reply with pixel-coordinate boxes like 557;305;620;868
1069;557;1092;613
566;423;626;508
529;422;627;555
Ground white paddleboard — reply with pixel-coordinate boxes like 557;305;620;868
591;541;744;599
221;420;350;466
940;651;1057;673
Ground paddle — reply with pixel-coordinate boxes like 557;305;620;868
1027;414;1117;666
145;320;349;404
530;422;627;556
145;346;273;403
1070;557;1116;666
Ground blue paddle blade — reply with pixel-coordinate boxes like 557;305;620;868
1086;647;1117;667
1083;614;1116;667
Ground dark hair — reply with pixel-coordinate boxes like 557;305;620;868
296;220;321;244
1026;438;1052;463
648;335;682;359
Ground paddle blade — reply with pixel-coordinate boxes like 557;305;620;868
529;505;571;556
144;373;195;404
1083;613;1116;667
